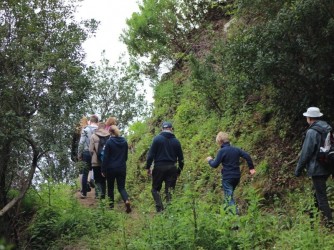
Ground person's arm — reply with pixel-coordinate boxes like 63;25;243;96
207;150;224;168
89;134;95;156
295;129;317;177
101;141;110;177
176;142;184;174
146;139;157;169
240;149;255;175
77;128;86;159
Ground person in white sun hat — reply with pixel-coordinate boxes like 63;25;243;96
295;107;333;227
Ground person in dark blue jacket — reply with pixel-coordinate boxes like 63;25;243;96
102;125;131;213
207;132;255;214
146;121;184;212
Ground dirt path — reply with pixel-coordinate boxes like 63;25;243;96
75;188;97;208
75;187;143;219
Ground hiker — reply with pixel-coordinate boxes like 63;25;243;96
146;121;184;212
78;115;99;198
206;132;255;214
101;125;131;213
105;116;117;131
295;107;333;227
89;122;109;199
72;117;88;193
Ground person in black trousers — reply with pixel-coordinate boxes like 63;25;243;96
101;125;131;213
146;121;184;212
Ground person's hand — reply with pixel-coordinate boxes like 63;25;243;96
206;156;213;162
249;169;256;175
101;172;105;178
147;169;152;176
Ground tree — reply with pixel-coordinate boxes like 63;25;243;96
0;0;97;243
121;0;216;71
84;54;148;129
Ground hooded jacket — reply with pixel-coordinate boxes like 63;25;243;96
146;131;184;172
295;120;332;177
89;128;110;167
101;136;128;173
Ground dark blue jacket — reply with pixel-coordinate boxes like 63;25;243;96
208;142;254;180
102;136;128;173
146;131;184;171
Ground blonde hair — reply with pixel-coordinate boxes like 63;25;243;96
109;125;120;137
216;132;229;145
76;116;88;132
106;117;117;126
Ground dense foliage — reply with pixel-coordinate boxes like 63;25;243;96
2;0;334;248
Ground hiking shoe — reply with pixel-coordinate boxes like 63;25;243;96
80;193;87;199
125;201;132;213
89;179;95;188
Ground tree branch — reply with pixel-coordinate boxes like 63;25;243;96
0;137;39;217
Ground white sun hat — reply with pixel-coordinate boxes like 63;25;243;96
303;107;323;117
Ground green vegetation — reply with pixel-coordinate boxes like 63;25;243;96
2;0;334;249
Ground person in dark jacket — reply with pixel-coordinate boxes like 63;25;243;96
295;107;333;226
146;121;184;212
206;132;255;214
101;125;131;213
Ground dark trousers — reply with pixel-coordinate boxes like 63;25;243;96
312;175;332;222
106;168;129;207
93;166;106;198
151;165;178;212
81;151;91;196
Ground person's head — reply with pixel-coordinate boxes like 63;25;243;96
109;125;120;137
303;107;323;125
79;116;88;129
98;122;106;130
90;115;99;124
216;132;229;145
106;116;117;126
162;121;173;131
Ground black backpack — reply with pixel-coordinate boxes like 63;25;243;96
96;135;110;163
311;127;334;168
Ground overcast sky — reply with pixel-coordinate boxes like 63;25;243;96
75;0;153;103
76;0;139;65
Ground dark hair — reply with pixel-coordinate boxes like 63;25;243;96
90;115;99;123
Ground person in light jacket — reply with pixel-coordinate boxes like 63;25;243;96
89;122;109;199
295;107;333;226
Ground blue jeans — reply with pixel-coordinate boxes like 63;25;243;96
81;151;91;196
222;178;240;214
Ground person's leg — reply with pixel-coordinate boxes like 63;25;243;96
164;165;178;204
115;169;131;213
312;175;332;223
222;178;240;214
88;169;95;188
152;166;166;212
115;169;129;201
106;172;116;208
81;151;91;197
93;166;102;198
